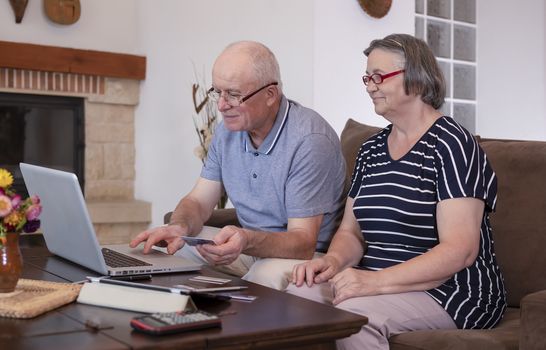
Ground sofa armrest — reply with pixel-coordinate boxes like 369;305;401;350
204;208;240;228
163;209;240;228
163;211;173;224
520;290;546;350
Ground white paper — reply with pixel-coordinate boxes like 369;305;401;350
77;282;190;313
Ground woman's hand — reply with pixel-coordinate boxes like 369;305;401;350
330;268;384;305
292;255;342;287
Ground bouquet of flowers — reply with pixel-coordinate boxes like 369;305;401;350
0;168;42;247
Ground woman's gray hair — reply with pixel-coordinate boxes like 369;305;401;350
363;34;445;109
224;41;283;92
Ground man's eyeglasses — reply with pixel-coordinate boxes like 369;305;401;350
362;69;405;86
207;82;278;106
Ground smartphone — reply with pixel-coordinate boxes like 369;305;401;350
130;310;221;335
182;236;217;246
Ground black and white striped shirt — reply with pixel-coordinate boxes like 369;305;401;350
349;116;506;329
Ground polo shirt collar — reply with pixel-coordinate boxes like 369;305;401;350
244;95;290;155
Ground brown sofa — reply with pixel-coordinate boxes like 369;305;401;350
197;118;546;350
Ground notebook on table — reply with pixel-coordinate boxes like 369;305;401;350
20;163;202;276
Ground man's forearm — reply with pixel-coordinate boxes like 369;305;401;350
242;228;317;260
169;197;209;236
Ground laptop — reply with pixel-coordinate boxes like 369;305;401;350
20;163;202;276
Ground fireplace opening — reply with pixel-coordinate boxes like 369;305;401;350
0;92;85;197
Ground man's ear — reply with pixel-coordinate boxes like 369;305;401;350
265;85;279;107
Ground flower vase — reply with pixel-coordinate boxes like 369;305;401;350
0;232;23;293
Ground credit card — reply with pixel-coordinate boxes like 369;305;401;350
182;236;217;246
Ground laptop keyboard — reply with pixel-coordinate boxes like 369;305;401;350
101;248;153;268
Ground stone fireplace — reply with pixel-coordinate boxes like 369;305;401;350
0;40;151;244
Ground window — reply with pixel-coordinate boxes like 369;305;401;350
416;0;477;133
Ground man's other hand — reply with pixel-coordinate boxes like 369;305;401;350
196;225;248;265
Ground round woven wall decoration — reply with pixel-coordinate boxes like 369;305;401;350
357;0;392;19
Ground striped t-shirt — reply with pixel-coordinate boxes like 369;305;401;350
348;116;506;329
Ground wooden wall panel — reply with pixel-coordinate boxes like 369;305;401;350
0;41;146;80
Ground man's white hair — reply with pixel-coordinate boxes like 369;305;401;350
223;41;283;92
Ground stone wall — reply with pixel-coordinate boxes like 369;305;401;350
0;69;151;244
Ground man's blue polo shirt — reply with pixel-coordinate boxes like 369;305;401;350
201;96;345;252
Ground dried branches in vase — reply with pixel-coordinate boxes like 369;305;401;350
191;74;228;209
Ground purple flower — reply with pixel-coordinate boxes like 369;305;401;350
26;204;42;221
30;195;40;205
23;219;41;233
11;194;22;209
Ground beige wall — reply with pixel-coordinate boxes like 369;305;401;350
2;0;545;229
477;0;546;140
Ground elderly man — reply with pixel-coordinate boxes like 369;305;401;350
130;41;345;290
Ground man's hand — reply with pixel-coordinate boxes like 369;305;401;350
129;224;189;255
291;255;341;288
196;225;248;266
131;177;223;255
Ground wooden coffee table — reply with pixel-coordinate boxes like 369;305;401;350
0;234;367;350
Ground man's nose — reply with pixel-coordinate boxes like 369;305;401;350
217;95;232;111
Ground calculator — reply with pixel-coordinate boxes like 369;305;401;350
130;310;222;335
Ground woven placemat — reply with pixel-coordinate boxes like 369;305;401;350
0;279;82;319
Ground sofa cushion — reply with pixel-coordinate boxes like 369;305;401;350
389;307;520;350
340;118;382;189
520;290;546;350
480;140;546;307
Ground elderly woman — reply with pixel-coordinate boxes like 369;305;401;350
288;34;507;349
